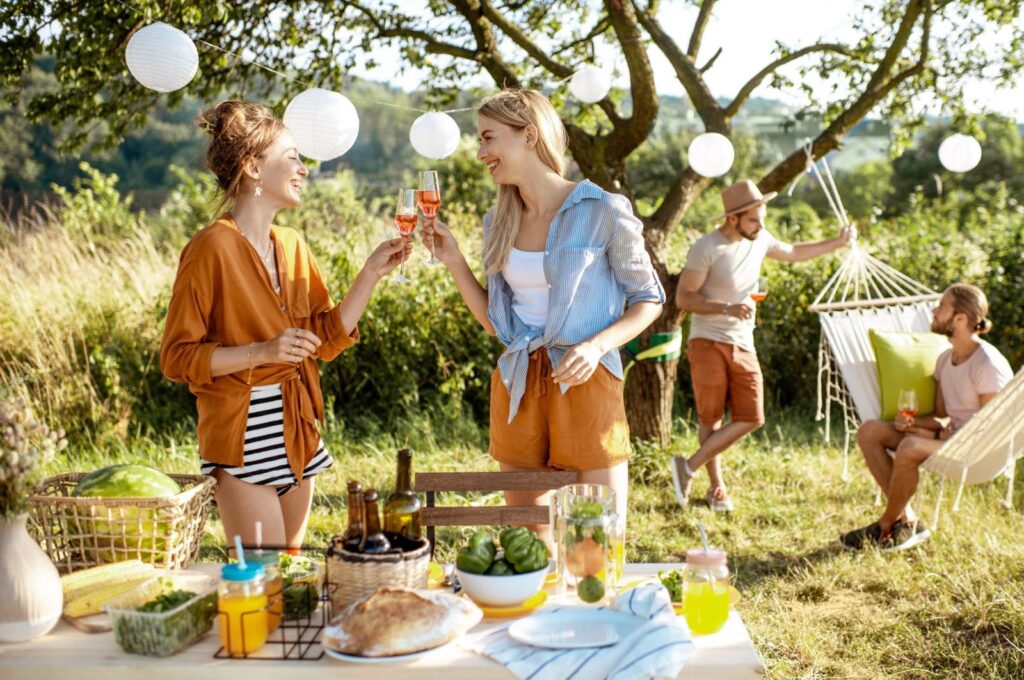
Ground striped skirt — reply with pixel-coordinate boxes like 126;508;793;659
200;384;333;497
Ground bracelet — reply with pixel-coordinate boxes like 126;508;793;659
245;342;256;385
722;303;730;316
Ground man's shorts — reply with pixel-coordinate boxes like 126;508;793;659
687;338;765;427
490;350;632;471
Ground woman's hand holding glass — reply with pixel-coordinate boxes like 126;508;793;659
419;218;462;266
365;237;413;280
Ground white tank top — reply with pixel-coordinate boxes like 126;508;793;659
502;248;548;329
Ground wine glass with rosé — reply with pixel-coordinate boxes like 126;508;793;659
418;171;442;265
393;189;418;283
750;276;768;302
898;389;919;420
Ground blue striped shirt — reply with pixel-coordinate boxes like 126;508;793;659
485;180;666;423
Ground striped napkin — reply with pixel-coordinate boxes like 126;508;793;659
461;583;695;680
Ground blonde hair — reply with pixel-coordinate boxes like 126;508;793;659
196;101;286;215
945;283;993;334
478;89;568;275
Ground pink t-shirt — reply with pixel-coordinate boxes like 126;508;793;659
935;340;1014;430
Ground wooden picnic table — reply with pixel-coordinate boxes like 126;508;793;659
0;563;764;679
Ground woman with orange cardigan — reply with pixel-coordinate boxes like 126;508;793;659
160;101;410;550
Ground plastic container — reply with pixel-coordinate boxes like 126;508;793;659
682;548;730;635
104;572;218;657
218;561;268;656
278;554;323;621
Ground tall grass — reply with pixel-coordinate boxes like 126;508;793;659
0;209;178;441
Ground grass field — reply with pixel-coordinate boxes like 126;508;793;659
41;409;1024;679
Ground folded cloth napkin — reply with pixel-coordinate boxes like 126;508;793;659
461;583;695;680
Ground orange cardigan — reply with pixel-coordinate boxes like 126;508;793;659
160;214;357;482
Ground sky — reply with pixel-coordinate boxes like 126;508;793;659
349;0;1024;121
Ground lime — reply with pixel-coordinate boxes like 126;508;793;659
577;576;605;603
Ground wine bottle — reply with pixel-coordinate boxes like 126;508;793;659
359;490;392;554
383;448;422;540
342;480;364;552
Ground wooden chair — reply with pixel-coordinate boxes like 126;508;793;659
415;470;579;551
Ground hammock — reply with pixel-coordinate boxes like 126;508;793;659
799;145;1019;517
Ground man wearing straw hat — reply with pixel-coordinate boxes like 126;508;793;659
671;179;854;511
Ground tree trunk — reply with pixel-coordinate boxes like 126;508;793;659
624;348;679;445
624;267;684;446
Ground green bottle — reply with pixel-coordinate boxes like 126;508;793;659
383;448;422;540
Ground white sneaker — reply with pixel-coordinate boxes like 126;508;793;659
670;457;695;507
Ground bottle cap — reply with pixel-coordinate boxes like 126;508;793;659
221;561;266;582
685;547;727;567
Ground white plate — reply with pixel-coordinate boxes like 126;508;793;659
323;642;449;664
508;607;645;649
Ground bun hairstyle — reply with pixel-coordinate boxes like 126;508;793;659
945;283;993;335
195;101;285;213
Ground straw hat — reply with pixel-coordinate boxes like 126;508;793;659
712;179;777;221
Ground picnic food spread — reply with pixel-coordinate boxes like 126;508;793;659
17;452;737;667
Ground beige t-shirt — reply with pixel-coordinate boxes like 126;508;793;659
935;340;1014;430
684;228;785;352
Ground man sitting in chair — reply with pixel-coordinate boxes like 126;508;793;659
840;283;1013;551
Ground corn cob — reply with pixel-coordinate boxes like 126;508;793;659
63;576;155;618
60;560;155;604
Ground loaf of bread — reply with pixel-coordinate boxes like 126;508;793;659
323;587;482;657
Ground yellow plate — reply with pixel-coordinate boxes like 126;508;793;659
466;590;548;618
428;561;445;588
671;586;742;615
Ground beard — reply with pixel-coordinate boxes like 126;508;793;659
738;224;759;241
931;317;954;337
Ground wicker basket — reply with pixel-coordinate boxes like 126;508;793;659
326;538;430;615
26;473;216;574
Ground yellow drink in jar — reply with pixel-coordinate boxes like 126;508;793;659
265;574;283;632
682;580;730;635
218;592;268;656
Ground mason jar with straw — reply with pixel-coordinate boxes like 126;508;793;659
681;524;730;635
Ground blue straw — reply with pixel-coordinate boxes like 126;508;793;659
234;535;246;568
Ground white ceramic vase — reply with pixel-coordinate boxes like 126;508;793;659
0;513;63;643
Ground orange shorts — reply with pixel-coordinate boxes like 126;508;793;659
489;351;632;471
687;338;765;426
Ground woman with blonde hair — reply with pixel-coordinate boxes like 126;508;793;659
161;101;411;550
422;89;664;529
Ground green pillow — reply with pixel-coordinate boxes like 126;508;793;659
869;329;950;420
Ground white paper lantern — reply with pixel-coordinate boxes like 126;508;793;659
283;88;360;161
687;132;735;178
569;65;611;104
938;133;982;173
409;112;461;160
125;22;198;93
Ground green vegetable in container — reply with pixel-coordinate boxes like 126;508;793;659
110;579;217;657
485;558;515;576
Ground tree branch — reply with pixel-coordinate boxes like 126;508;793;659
698;46;721;74
758;0;932;194
633;0;724;132
479;0;573;77
552;17;611;57
601;0;660;170
687;0;716;59
724;43;857;118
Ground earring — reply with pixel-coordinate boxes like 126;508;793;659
254;180;263;197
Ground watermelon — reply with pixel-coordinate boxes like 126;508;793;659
72;465;182;563
73;464;181;498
